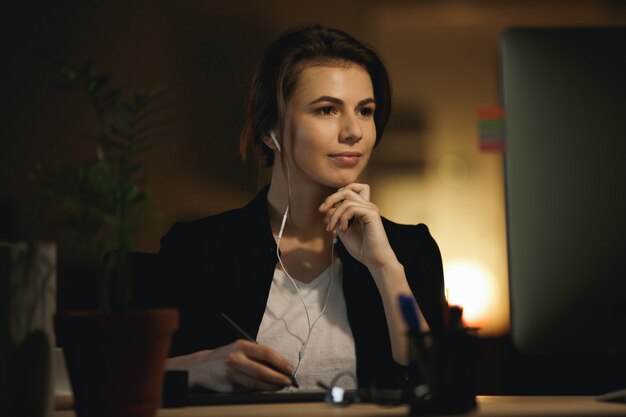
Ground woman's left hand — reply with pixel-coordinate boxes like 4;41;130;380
319;183;397;270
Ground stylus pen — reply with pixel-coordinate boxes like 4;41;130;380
217;312;300;388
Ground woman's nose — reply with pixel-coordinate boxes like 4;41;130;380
339;113;363;144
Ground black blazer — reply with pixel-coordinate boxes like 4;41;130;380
158;186;447;388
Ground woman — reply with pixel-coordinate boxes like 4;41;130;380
160;24;447;393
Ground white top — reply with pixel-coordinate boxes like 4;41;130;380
256;259;357;391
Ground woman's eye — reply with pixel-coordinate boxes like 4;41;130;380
359;107;375;117
318;106;335;115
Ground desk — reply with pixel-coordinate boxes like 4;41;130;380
54;396;626;417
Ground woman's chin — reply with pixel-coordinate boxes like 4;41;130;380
292;170;363;191
322;176;361;189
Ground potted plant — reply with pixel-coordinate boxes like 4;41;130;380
39;61;179;417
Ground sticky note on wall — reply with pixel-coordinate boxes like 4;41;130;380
478;107;506;152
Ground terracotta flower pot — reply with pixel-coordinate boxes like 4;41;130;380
55;308;179;417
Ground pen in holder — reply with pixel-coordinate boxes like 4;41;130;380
407;307;478;416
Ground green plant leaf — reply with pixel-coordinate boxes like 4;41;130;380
88;74;111;94
37;59;168;311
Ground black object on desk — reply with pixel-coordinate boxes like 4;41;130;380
597;388;626;403
162;370;188;408
186;387;396;406
407;307;478;416
187;389;327;406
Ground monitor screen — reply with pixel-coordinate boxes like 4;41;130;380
501;27;626;355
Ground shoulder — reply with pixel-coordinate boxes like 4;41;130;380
160;208;245;250
160;186;270;254
381;217;441;261
381;217;434;241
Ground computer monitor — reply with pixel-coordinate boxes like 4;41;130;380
501;27;626;356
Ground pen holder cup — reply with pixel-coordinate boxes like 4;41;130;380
407;329;478;415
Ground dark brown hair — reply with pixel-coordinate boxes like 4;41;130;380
240;24;392;166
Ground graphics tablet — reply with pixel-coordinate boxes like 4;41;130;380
185;387;404;406
187;390;328;406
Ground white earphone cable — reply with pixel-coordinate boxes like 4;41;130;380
276;205;336;378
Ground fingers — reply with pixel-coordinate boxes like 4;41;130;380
225;340;293;390
319;183;371;210
340;182;370;201
319;184;378;233
327;200;375;233
239;340;293;376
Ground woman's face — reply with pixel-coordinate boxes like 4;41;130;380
281;63;377;190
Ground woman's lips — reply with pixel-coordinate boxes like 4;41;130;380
329;152;362;166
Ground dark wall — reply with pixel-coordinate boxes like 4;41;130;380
2;1;272;243
1;1;362;308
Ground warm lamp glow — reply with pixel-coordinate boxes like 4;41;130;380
444;260;498;329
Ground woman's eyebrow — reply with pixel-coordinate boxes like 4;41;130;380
308;96;376;106
308;96;342;106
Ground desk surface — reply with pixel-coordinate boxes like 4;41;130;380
54;396;626;417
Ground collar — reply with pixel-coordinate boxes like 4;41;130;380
238;184;279;263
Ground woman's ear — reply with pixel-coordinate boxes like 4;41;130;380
263;131;281;152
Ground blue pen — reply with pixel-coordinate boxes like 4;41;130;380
398;294;431;388
398;294;421;332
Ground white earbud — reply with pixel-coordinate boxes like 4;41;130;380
269;130;281;152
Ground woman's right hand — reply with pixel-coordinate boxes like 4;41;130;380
165;339;294;392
